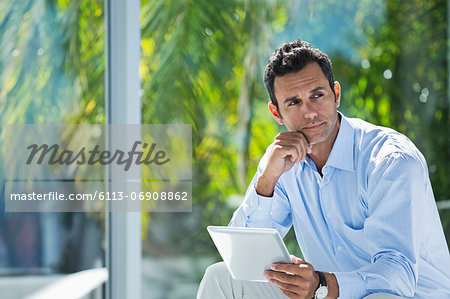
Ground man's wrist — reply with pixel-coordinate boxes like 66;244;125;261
323;272;339;299
255;173;279;197
314;271;328;299
314;271;320;291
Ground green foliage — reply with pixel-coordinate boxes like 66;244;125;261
140;0;289;255
0;0;105;206
141;0;449;255
0;0;106;273
1;0;448;262
0;0;105;126
334;0;449;203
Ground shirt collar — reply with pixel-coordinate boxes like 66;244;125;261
300;112;355;172
300;111;355;171
325;112;355;172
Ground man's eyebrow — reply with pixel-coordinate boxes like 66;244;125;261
310;86;326;93
282;86;326;104
283;95;300;104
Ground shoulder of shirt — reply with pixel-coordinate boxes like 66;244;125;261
344;116;426;170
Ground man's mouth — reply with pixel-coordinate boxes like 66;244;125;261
303;122;324;130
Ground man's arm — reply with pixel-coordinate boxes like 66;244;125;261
255;131;312;197
229;132;311;234
265;151;432;299
228;153;292;235
332;152;427;298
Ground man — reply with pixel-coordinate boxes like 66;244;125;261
197;39;450;299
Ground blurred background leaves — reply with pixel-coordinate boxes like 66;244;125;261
0;0;448;278
138;0;450;257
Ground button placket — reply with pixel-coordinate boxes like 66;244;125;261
315;172;322;186
319;183;339;258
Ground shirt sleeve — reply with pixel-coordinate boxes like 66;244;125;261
228;150;293;238
334;152;427;298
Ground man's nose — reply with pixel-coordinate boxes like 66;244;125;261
303;101;318;119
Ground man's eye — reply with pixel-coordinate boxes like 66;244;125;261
289;100;300;106
312;93;323;99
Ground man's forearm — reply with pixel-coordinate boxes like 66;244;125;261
229;174;278;228
255;173;279;197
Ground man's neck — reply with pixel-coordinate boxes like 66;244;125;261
308;115;341;175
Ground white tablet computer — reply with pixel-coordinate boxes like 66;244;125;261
207;226;292;281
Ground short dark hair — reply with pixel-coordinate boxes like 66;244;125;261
263;39;335;110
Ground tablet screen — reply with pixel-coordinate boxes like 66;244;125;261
207;226;292;281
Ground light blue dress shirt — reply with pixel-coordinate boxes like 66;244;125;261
229;113;450;298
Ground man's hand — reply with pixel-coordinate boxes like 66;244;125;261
264;255;339;299
256;132;312;197
264;255;319;299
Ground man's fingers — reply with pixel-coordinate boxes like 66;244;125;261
273;138;311;163
265;270;308;285
264;131;312;180
298;138;310;162
276;132;311;161
290;255;303;264
273;142;301;162
266;272;312;299
265;260;318;299
271;262;315;277
265;272;307;296
273;142;303;162
295;130;310;143
268;277;301;292
295;131;313;157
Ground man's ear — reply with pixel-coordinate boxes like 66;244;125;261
268;102;284;125
333;81;341;108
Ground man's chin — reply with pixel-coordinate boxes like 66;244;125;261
306;135;326;146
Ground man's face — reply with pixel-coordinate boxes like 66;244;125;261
270;62;341;145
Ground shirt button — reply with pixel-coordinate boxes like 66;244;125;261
258;206;262;210
326;213;331;217
317;179;320;184
250;202;253;206
337;246;342;251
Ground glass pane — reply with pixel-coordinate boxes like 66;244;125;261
140;0;449;297
0;0;105;298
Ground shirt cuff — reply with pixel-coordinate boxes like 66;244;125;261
333;271;367;299
242;185;274;218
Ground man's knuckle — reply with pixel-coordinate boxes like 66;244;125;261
273;140;282;146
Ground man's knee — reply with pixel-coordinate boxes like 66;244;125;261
197;262;235;299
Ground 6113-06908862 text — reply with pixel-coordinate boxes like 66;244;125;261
9;191;189;201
